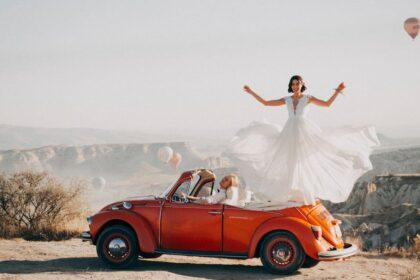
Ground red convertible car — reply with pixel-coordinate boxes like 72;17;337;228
81;168;357;274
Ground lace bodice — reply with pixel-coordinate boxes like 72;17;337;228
285;94;310;118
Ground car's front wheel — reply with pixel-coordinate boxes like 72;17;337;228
96;225;139;268
260;231;305;274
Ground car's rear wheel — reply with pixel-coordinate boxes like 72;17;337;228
301;255;320;268
96;225;139;268
260;231;305;275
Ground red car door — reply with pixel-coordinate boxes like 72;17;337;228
161;201;223;252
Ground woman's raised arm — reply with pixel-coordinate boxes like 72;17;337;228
308;82;346;107
243;85;286;106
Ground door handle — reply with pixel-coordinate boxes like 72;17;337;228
208;210;222;215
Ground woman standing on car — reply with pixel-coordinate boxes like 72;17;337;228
224;75;380;205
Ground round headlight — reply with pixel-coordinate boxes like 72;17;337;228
122;201;132;210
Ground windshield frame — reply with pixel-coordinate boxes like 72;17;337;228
157;172;201;199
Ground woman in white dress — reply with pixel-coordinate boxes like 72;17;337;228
224;75;380;205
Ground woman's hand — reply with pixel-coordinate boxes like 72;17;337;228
335;82;346;93
243;84;285;106
243;85;253;94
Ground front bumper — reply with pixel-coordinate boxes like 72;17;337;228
318;243;358;260
80;231;91;242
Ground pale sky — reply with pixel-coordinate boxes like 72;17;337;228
1;0;419;138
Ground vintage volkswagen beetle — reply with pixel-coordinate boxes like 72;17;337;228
81;168;357;274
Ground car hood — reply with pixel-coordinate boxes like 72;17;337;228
100;195;157;211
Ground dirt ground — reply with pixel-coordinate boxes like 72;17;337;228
0;238;418;280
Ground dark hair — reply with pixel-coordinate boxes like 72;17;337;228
288;75;306;93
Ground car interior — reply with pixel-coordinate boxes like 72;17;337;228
171;169;217;203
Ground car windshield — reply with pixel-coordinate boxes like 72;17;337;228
157;172;201;198
157;179;178;198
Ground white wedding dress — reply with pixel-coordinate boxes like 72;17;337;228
225;94;380;205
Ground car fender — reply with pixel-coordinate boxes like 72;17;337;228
247;216;324;259
90;210;157;253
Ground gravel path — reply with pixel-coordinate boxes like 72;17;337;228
0;238;418;280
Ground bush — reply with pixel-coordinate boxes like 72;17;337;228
0;171;87;240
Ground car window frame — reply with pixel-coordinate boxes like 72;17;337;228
169;173;202;203
194;180;215;198
171;179;192;203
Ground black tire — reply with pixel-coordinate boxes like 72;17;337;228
96;225;139;269
259;231;305;275
139;252;162;259
301;255;320;268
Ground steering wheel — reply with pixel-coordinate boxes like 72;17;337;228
172;193;189;203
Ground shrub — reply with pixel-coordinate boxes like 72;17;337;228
0;171;87;240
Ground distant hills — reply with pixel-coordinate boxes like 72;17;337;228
0;124;167;150
0;142;206;180
376;133;420;150
2;124;420;152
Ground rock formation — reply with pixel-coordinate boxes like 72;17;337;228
324;172;420;250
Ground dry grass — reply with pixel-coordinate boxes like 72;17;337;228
345;234;420;260
379;234;420;260
399;265;418;280
0;171;88;241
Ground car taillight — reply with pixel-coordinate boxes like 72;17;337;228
311;225;322;239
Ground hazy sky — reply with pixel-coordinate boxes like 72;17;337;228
1;0;419;138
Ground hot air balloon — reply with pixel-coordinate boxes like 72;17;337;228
169;152;182;169
404;17;419;40
91;177;106;191
157;146;173;163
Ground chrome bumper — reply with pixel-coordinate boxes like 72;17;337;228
80;231;91;242
318;243;358;260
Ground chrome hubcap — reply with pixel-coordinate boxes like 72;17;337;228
271;243;293;265
108;238;128;258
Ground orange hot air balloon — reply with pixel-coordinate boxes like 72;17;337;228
404;17;419;40
169;152;182;169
